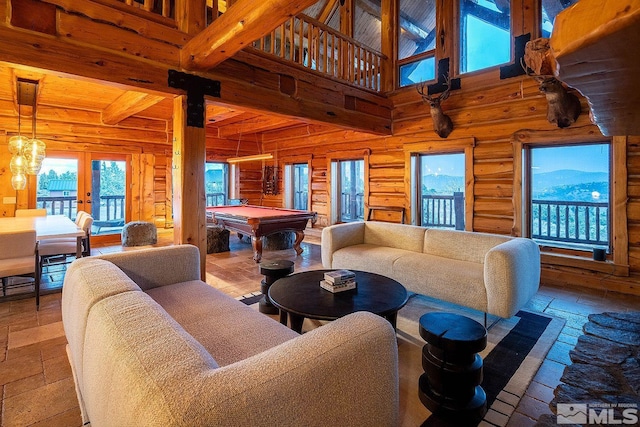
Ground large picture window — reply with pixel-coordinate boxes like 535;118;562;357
525;143;611;253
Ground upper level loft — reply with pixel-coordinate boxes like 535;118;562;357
4;0;639;136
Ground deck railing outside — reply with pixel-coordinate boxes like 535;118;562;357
206;193;226;206
421;193;465;230
341;192;364;222
37;195;126;234
294;191;308;211
531;199;609;246
250;14;384;92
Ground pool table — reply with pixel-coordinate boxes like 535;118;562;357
206;205;317;263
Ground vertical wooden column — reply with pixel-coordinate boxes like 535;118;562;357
380;0;398;92
172;95;207;280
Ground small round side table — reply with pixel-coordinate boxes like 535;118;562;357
418;312;488;424
258;260;294;314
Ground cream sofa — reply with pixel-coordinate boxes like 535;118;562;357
322;222;540;319
62;245;399;427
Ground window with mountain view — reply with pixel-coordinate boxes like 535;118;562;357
205;163;228;206
527;143;610;252
459;0;511;73
416;153;465;229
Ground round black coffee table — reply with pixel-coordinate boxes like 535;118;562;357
268;269;408;333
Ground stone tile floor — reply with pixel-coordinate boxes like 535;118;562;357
1;229;640;426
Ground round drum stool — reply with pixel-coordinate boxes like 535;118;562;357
258;260;294;314
121;221;157;247
418;312;488;424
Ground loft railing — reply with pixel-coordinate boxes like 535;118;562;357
111;0;175;19
531;199;609;246
94;3;384;91
250;14;384;92
421;193;465;230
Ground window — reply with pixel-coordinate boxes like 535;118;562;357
541;0;579;38
415;153;466;229
525;143;610;252
334;159;365;223
293;164;309;210
398;0;436;87
459;0;511;73
399;56;436;88
285;163;309;210
205;163;228;206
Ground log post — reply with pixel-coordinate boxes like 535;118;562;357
172;95;207;279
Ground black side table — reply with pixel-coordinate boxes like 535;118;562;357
258;260;294;314
418;312;488;424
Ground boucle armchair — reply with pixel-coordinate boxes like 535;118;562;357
62;245;399;426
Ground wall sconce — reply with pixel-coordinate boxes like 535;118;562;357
9;79;45;190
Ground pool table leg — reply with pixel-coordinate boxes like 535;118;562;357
293;230;305;255
251;236;263;263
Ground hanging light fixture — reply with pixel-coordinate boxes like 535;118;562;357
9;79;45;190
24;93;46;175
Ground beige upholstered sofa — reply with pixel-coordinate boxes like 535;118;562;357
322;222;540;319
62;245;399;427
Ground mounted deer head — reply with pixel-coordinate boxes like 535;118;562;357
522;59;581;128
417;75;454;138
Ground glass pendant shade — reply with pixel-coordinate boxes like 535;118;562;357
11;173;27;190
8;135;29;155
10;154;26;174
23;138;46;175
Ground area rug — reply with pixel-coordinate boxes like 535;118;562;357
238;291;565;427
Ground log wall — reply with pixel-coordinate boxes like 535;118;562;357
260;71;640;296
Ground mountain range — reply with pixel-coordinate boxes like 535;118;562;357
423;169;608;202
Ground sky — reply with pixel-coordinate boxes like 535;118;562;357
532;144;609;174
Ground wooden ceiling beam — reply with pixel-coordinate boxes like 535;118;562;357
180;0;318;70
217;115;299;138
102;91;165;125
318;0;339;24
205;104;245;124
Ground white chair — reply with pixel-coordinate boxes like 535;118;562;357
15;208;47;217
0;230;41;308
39;214;93;272
75;211;88;226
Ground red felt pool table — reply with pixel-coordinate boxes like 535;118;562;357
205;205;317;263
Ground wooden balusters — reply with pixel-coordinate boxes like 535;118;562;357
250;14;385;92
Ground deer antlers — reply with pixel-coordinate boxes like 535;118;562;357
417;74;454;138
417;74;452;106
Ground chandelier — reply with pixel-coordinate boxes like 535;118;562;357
9;79;45;190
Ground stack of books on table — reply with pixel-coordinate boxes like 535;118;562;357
320;270;357;293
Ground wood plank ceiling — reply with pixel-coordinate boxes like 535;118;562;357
0;0;391;147
0;61;319;147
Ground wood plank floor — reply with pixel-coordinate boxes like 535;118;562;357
1;229;639;426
